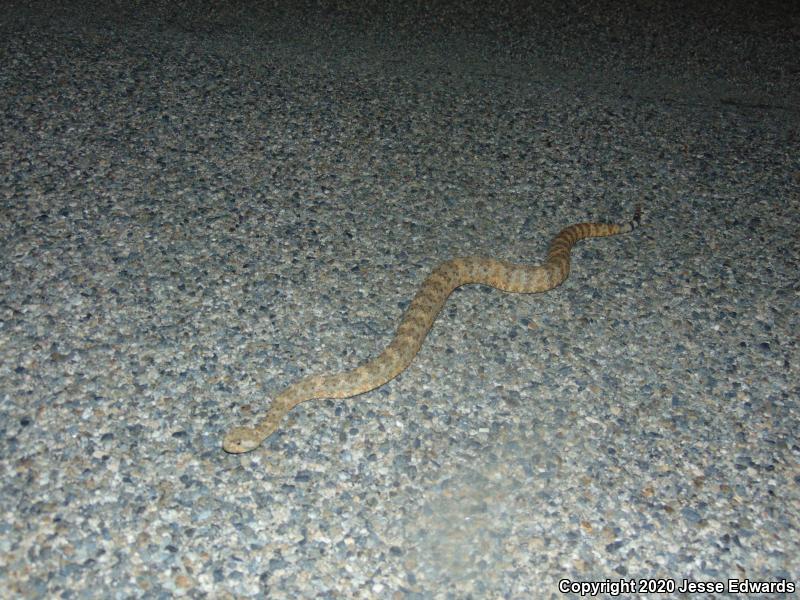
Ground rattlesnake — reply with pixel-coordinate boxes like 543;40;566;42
223;207;641;453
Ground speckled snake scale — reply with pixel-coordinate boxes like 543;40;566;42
223;207;641;453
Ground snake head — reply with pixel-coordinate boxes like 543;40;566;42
222;427;261;453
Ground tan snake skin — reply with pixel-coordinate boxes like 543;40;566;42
223;208;641;453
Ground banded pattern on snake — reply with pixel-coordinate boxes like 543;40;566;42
223;208;641;453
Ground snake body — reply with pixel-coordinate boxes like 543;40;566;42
223;208;641;453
